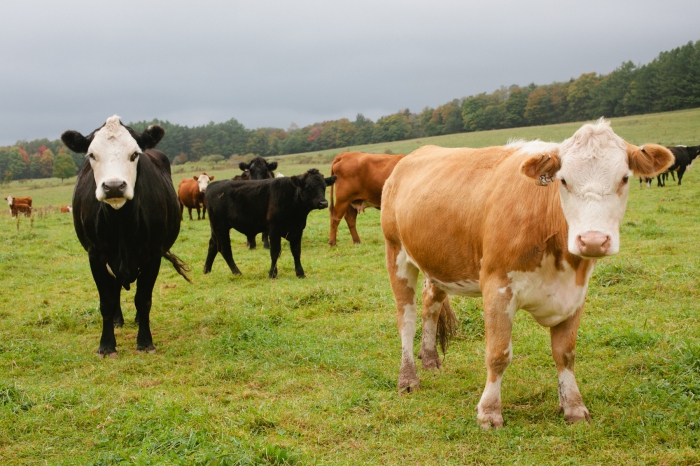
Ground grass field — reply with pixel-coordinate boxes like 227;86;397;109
1;110;700;464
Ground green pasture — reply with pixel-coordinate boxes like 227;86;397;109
1;110;700;464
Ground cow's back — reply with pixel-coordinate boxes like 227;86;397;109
178;178;201;207
332;152;405;203
382;145;567;284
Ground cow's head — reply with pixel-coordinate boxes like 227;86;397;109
290;168;337;210
240;157;277;180
193;172;214;193
5;196;12;206
521;118;673;258
61;115;165;209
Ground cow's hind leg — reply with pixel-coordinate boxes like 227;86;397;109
262;232;270;250
216;229;242;275
477;278;515;429
268;232;282;278
134;257;162;353
89;256;121;358
385;240;420;392
328;199;350;246
288;233;305;278
418;280;457;370
203;235;218;274
344;205;362;244
551;304;590;424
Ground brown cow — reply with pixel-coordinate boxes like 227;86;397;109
328;152;405;246
381;119;673;429
177;172;214;220
5;196;33;218
60;205;73;213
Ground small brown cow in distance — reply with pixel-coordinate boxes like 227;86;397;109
177;172;214;220
5;195;33;218
60;205;73;213
328;152;406;246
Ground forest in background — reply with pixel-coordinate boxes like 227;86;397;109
2;40;700;181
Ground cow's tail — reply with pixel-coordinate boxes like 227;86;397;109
164;251;193;283
437;297;458;355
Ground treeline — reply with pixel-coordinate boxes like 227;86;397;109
3;40;700;179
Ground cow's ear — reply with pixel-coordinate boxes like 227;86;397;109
61;130;92;153
626;142;674;176
239;162;249;171
520;151;561;186
267;161;278;171
290;175;304;187
209;175;214;181
324;175;337;186
193;175;199;180
139;125;165;149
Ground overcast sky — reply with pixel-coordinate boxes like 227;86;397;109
1;0;698;145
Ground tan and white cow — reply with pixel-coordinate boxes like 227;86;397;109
381;119;673;428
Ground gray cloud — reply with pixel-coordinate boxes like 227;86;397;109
1;0;698;144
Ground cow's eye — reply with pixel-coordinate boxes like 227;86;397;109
560;178;567;186
130;152;140;162
87;153;95;160
622;175;629;184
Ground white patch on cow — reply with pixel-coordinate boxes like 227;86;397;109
558;368;580;405
87;115;140;209
401;303;417;361
106;263;116;278
497;286;508;294
275;173;284;178
6;196;12;206
396;246;419;290
196;173;212;193
507;139;560;155
430;278;481;297
351;200;378;213
68;206;73;213
478;375;502;411
503;341;513;358
504;254;593;327
554;119;632;257
422;304;440;351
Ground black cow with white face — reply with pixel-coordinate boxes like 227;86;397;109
236;156;278;249
62;115;190;358
203;168;336;278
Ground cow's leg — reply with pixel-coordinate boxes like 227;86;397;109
187;207;193;220
202;203;206;220
670;171;677;181
657;174;664;187
262;231;270;249
677;166;686;185
203;235;218;274
89;256;121;358
288;233;305;278
195;204;201;220
550;304;590;424
247;234;257;249
328;199;350;246
268;232;282;278
113;300;125;328
418;280;448;370
134;257;161;353
344;205;362;244
216;229;242;275
385;240;420;392
179;201;184;220
477;279;514;429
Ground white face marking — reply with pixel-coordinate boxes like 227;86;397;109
504;254;593;327
6;196;12;206
554;120;631;257
430;278;481;297
196;174;212;193
87;115;140;209
396;246;419;290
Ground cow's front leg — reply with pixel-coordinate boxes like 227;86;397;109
203;235;218;274
268;232;282;278
551;304;590;424
134;257;162;353
418;280;455;370
477;279;514;429
262;231;270;250
344;205;362;244
288;233;305;278
247;234;257;249
89;256;121;358
216;229;242;275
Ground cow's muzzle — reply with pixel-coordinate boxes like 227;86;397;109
317;200;328;209
576;231;611;257
102;180;127;199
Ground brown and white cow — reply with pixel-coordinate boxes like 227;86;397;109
381;119;673;428
177;172;214;220
60;205;73;213
5;196;33;218
328;152;406;246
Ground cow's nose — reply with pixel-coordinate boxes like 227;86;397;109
103;180;127;199
576;231;611;257
318;200;328;209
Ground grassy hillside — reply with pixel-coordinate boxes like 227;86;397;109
0;112;699;464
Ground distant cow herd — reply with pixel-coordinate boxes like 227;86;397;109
4;115;687;428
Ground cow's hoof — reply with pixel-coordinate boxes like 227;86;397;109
113;319;124;328
421;353;441;370
477;412;504;430
137;344;156;353
328;241;337;247
353;240;361;245
97;348;117;359
561;405;591;424
232;269;242;276
296;273;306;279
398;377;420;394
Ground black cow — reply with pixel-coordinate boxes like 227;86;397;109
640;145;700;187
203;168;336;278
237;156;278;249
62;116;190;358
